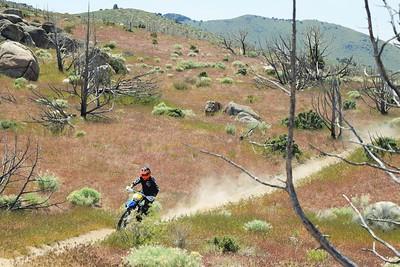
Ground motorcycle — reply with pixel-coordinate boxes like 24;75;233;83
117;187;147;230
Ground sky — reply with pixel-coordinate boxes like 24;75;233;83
12;0;397;40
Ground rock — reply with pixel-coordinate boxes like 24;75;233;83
41;22;55;33
22;25;50;48
48;32;80;52
224;101;261;122
0;14;23;24
3;8;23;18
21;32;35;47
0;19;24;41
204;101;222;116
0;41;40;81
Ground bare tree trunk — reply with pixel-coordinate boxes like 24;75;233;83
285;1;356;265
54;28;64;72
81;5;90;119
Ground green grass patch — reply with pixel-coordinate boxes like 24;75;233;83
0;208;115;258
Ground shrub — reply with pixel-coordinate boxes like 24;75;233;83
316;207;354;221
35;49;52;62
75;130;86;138
282;110;324;130
173;44;183;51
343;99;356;110
198;71;208;78
36;172;60;192
244;220;272;233
188;52;197;57
124;245;202;267
165;64;173;70
247;51;258;58
109;54;127;74
14;77;27;89
362;202;400;231
264;134;302;158
0;195;21;209
220;77;234;84
213;62;226;70
103;41;117;49
154;57;161;63
173;81;189;91
306;249;328;264
0;120;18;130
63;23;75;34
247;121;271;135
210;236;240;253
237;68;247;76
137;57;145;63
368;136;399;158
225;124;236;135
347;90;361;99
152;102;185;118
232;61;245;68
222;56;230;62
189;44;199;53
23;193;47;206
67;187;101;207
196;77;212;87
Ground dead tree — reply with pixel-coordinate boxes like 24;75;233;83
364;0;400;100
304;27;328;81
220;34;236;55
235;29;249;56
194;1;357;266
313;77;343;139
361;74;398;115
0;137;60;210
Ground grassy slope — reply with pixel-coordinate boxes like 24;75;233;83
186;15;400;70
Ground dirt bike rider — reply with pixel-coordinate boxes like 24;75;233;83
128;166;159;221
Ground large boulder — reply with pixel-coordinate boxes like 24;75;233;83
22;25;50;48
41;22;55;33
0;41;40;81
3;8;23;18
21;32;35;47
224;101;261;123
205;101;222;116
0;14;23;24
0;19;24;41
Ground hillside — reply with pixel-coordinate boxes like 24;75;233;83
182;15;400;70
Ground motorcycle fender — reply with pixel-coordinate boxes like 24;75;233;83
125;200;137;209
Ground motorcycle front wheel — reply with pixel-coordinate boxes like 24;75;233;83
117;209;132;230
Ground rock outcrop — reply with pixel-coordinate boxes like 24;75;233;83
0;41;40;81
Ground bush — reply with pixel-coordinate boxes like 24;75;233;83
343;99;356;110
75;130;86;138
154;57;161;63
198;71;208;78
137;57;144;63
124;245;202;267
282;110;324;130
103;41;117;49
23;193;47;206
109;54;128;74
247;51;258;58
152;102;185;118
232;61;245;68
188;52;197;57
0;120;18;130
244;220;272;233
237;68;247;76
0;195;20;209
173;81;189;91
362;202;400;231
36;173;60;192
306;249;328;264
35;49;52;62
210;236;240;253
63;23;75;34
189;44;199;53
165;64;173;70
67;187;101;207
368;136;399;158
220;77;234;84
196;77;212;87
222;56;230;62
347;90;361;99
14;77;27;89
316;207;354;221
173;44;183;51
264;134;302;158
225;124;236;135
213;62;226;70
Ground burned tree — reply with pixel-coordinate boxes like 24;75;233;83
0;137;60;211
304;27;328;81
220;33;236;55
313;77;344;139
235;29;249;56
360;74;399;115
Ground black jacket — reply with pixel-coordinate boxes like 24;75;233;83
132;176;159;197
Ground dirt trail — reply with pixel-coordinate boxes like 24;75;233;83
0;228;114;267
1;121;399;265
163;121;400;219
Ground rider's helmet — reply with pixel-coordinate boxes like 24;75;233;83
140;166;151;180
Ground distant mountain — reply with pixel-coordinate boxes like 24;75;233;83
181;15;400;70
163;13;191;24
